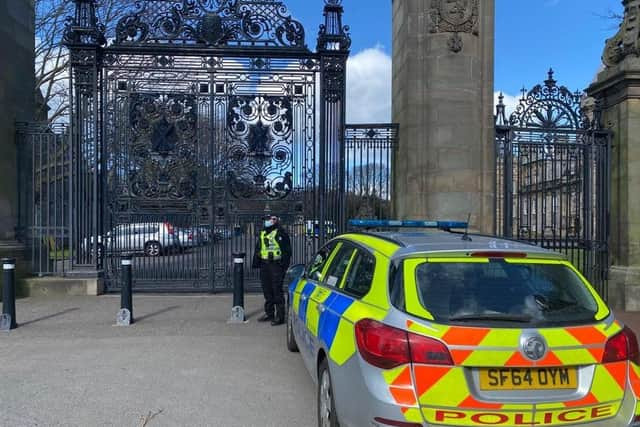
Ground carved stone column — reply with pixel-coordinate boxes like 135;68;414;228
392;0;495;231
588;0;640;310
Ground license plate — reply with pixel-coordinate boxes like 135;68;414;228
479;367;577;390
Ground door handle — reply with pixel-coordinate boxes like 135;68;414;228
300;294;308;301
316;304;326;313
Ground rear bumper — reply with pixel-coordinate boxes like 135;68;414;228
333;356;638;427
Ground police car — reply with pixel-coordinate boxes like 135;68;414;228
285;220;640;427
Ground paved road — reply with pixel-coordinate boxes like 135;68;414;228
0;295;315;427
4;295;640;427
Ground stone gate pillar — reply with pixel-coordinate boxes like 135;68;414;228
392;0;495;231
588;0;640;309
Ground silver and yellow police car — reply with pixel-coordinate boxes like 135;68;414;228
285;220;640;427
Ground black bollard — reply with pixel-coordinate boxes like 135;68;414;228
2;258;17;330
230;252;246;322
120;255;134;324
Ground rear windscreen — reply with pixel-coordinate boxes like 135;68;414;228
414;261;600;326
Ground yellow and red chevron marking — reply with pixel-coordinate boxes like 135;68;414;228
405;321;619;368
382;365;422;423
395;320;627;423
630;363;640;416
532;363;626;410
413;365;532;412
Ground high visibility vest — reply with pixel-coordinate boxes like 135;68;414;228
260;229;282;260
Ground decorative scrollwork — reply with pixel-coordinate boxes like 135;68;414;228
321;56;346;103
127;93;200;200
225;95;294;200
508;69;588;130
112;0;307;49
115;13;150;44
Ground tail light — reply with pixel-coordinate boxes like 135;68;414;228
164;222;174;235
603;326;640;364
355;319;453;369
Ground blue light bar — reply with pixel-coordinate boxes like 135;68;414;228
348;219;468;229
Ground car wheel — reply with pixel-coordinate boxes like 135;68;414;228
144;241;161;257
318;359;339;427
286;303;299;352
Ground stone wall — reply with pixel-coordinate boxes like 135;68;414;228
0;0;35;241
392;0;495;231
0;0;36;299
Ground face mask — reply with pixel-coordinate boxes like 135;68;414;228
264;220;274;228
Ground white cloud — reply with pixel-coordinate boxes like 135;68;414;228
493;91;520;121
346;46;392;124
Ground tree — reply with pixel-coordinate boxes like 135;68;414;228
35;0;130;123
346;162;392;219
347;162;390;199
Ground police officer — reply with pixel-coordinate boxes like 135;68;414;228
252;215;291;325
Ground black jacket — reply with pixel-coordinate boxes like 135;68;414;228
252;225;292;270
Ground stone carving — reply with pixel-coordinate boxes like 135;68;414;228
603;0;640;67
429;0;479;53
429;0;479;34
447;32;463;53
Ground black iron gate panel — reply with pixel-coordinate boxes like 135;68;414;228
58;0;352;292
495;71;612;299
345;124;398;220
16;123;72;276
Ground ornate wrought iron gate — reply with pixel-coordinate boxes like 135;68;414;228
62;0;351;291
495;71;612;299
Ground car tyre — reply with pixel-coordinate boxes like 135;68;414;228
317;359;339;427
144;241;161;257
286;303;299;352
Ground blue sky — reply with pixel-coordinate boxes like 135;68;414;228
284;0;623;122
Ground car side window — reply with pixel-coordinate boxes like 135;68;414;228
389;261;405;310
323;244;356;288
342;249;375;298
305;242;337;283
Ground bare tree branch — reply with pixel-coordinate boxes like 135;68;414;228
36;0;131;123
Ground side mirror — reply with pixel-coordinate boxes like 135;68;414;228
285;264;305;286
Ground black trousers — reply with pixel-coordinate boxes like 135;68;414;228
260;261;285;317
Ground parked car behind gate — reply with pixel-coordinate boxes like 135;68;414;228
84;222;180;257
176;227;202;249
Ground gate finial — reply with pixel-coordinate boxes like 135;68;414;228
63;0;106;47
317;0;351;52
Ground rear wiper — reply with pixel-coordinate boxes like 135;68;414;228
534;294;579;312
449;313;532;323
